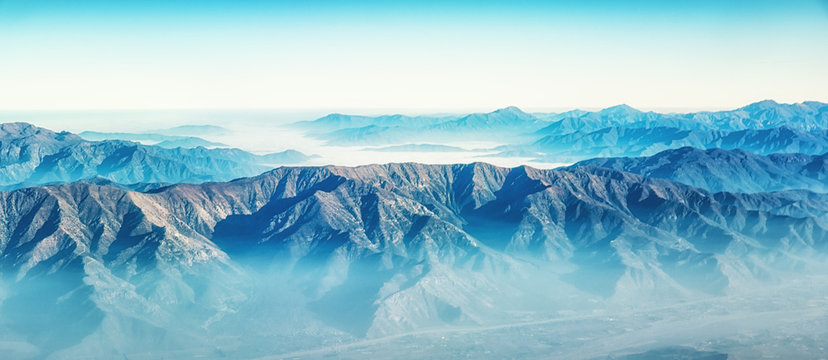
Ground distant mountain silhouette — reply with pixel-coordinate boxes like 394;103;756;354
295;101;828;147
0;122;314;189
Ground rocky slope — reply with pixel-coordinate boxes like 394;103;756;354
0;163;826;358
570;147;828;193
522;126;828;161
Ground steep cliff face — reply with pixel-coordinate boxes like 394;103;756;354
0;163;826;358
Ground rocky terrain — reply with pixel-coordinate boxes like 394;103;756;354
1;162;826;358
571;147;828;193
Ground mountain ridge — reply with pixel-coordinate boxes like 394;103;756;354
569;147;828;193
2;162;827;357
0;122;315;190
291;101;828;159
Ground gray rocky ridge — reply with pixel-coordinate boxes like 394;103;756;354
1;162;826;357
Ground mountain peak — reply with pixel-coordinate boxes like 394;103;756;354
497;105;523;112
741;99;780;111
483;106;539;124
599;104;640;115
492;106;529;116
0;122;47;137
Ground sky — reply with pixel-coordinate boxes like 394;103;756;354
0;0;826;112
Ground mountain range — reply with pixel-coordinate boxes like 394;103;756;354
294;100;828;149
79;131;229;149
519;126;828;162
0;122;315;190
78;125;234;149
2;162;826;358
570;147;828;193
535;100;828;135
2;101;828;358
298;106;548;145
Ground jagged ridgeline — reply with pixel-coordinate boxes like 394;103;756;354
0;122;315;190
292;100;828;162
569;147;828;193
1;163;827;358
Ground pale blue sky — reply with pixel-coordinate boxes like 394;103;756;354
0;0;826;111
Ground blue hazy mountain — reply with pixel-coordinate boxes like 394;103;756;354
2;102;828;358
296;101;827;147
302;106;550;145
534;104;697;135
79;131;228;148
570;147;828;193
512;125;828;162
429;106;544;131
0;122;314;189
536;100;827;135
80;125;233;148
1;162;826;358
295;113;456;131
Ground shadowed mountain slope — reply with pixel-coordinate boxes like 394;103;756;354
1;163;826;357
570;147;828;193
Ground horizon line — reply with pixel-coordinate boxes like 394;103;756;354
0;99;824;116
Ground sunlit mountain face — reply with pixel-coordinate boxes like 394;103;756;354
2;0;827;358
